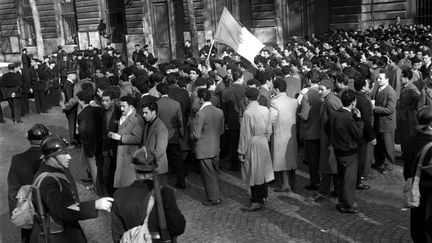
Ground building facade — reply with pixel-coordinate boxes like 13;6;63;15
0;0;424;63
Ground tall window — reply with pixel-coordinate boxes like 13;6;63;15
61;0;78;44
21;0;36;46
107;0;126;43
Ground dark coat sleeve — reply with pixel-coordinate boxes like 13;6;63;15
161;187;186;236
38;177;98;221
356;95;375;142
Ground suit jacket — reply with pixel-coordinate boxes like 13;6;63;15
156;96;183;144
30;164;98;243
30;66;46;91
168;85;190;127
78;105;103;157
114;111;144;188
221;83;245;130
386;64;402;97
325;108;364;156
356;91;375;143
192;104;225;159
371;84;397;132
320;92;342;127
7;146;42;215
299;86;322;140
284;75;302;99
0;72;22;98
111;180;186;242
142;118;169;174
102;105;122;153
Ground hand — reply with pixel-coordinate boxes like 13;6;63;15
11;92;15;98
29;88;33;93
352;108;361;118
371;139;377;146
95;197;114;212
108;132;121;140
238;154;245;162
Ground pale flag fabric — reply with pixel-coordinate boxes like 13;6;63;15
214;7;264;65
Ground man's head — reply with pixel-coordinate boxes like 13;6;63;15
142;102;158;122
117;60;126;72
232;69;244;83
377;70;389;87
272;77;287;94
119;95;135;116
41;135;73;169
354;78;371;94
197;88;212;103
423;51;432;65
257;71;272;87
101;90;116;110
402;69;413;85
76;91;93;107
135;44;140;51
244;87;259;102
156;83;169;96
340;89;357;109
189;68;200;82
27;124;50;144
96;68;105;78
319;79;334;98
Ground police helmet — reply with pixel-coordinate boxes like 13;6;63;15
27;124;50;141
41;135;74;158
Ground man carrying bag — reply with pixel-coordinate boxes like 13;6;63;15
111;147;186;243
402;105;432;243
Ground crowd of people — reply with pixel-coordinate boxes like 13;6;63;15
5;21;432;242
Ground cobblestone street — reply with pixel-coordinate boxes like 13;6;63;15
0;104;412;243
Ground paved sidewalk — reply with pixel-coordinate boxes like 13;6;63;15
0;104;412;243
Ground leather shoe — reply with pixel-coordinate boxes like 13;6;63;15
305;193;328;202
356;183;371;190
330;191;338;197
202;199;221;206
15;120;23;123
81;178;93;183
339;206;359;214
274;187;291;193
241;203;262;212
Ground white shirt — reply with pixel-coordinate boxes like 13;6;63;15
199;101;212;111
119;108;134;126
378;83;388;92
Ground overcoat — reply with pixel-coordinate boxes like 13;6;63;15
114;111;144;188
319;92;342;174
238;101;274;186
142;117;169;174
270;93;298;171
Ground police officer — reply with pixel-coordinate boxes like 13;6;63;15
30;135;113;243
1;63;22;123
30;58;48;114
8;124;50;243
111;147;186;242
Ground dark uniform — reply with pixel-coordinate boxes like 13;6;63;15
30;65;48;114
101;104;122;196
111;180;186;242
8;146;43;242
8;124;49;243
46;65;61;107
30;164;99;243
1;70;22;122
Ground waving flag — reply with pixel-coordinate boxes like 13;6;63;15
214;7;264;66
